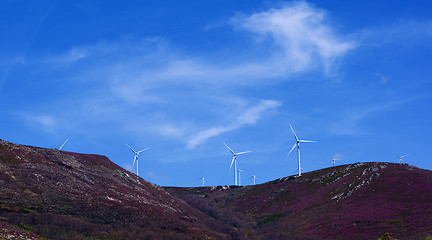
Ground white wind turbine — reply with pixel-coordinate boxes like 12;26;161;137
126;143;150;176
58;138;69;150
237;169;244;186
394;153;409;164
330;154;340;166
199;177;205;187
224;142;251;186
287;125;316;176
249;173;257;185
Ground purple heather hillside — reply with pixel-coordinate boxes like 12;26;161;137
0;139;230;239
165;162;432;239
1;139;431;240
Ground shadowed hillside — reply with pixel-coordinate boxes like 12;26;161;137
165;162;432;239
0;139;230;239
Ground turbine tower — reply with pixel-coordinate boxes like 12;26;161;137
237;169;244;186
224;142;251;186
58;138;69;150
287;125;316;176
249;173;256;185
394;153;408;164
330;154;339;166
126;143;150;176
199;177;205;187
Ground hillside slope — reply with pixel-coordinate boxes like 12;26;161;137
0;139;230;239
165;162;432;239
1;139;431;239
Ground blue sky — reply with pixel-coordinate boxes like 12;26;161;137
1;1;432;187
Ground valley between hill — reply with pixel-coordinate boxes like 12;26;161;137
0;139;431;239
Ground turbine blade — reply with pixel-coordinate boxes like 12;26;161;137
401;154;409;158
290;125;299;141
126;144;138;155
224;142;235;155
237;151;251;155
229;156;235;170
287;143;297;157
58;138;69;150
132;155;137;167
300;140;317;143
394;152;401;158
138;147;151;153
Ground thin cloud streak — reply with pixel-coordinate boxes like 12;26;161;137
186;100;281;149
20;114;58;133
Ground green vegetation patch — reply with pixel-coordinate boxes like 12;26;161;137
259;213;285;225
378;232;395;240
386;218;403;224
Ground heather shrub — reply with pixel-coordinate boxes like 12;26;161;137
378;232;395;240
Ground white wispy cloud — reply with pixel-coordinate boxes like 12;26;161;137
186;100;281;149
154;124;185;138
232;1;356;74
40;2;356;106
13;2;355;153
54;48;88;63
21;114;57;132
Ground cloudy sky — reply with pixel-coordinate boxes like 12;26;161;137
1;0;431;186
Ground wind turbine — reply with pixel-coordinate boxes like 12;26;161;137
237;169;244;186
330;154;340;166
199;177;205;187
249;173;256;185
224;142;251;186
394;153;408;164
58;138;69;150
287;125;316;176
126;143;150;176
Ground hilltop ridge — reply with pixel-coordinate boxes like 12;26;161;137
165;162;432;239
0;139;431;239
0;139;230;239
